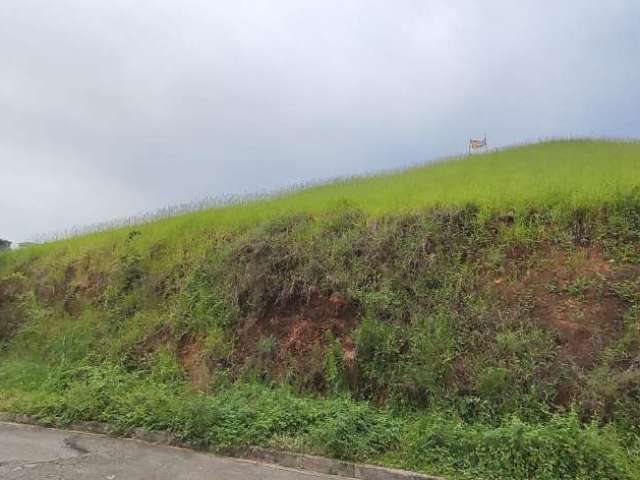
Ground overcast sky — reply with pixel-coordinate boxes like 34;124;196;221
1;1;639;242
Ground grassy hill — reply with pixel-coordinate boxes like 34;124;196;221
1;139;640;479
9;139;639;255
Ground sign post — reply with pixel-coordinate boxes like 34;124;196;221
469;134;488;153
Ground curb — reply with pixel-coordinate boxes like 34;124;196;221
0;411;443;480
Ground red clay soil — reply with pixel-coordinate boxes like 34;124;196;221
178;334;211;391
153;244;636;391
137;327;211;391
495;246;631;368
234;289;359;380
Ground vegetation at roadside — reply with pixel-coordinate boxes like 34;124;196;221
1;139;640;479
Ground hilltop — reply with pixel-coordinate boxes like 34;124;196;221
8;138;639;253
1;139;640;479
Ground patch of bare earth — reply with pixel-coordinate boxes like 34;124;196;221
178;334;211;392
137;327;212;392
496;246;631;368
234;290;359;384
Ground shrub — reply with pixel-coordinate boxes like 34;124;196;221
405;413;638;480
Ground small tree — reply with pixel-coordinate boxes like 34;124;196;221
0;239;11;251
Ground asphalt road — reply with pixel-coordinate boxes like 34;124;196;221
0;422;336;480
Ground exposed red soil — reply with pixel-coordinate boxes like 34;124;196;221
136;327;211;391
178;334;211;392
495;246;632;368
234;290;360;380
125;244;636;395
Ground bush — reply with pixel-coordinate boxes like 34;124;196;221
405;413;638;480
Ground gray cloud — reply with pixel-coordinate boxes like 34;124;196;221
1;1;639;241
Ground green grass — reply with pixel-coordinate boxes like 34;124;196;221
1;361;637;480
6;139;639;262
1;139;640;479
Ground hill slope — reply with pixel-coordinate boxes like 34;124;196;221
1;140;640;479
9;138;640;254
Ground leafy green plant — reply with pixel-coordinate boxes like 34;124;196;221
565;276;593;300
323;335;346;394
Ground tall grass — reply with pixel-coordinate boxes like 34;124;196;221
7;139;639;263
2;139;640;479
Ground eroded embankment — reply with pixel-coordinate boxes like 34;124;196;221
1;201;640;479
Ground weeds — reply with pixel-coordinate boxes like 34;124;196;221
2;140;640;478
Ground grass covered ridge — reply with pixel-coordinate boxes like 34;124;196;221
6;139;639;257
1;139;640;479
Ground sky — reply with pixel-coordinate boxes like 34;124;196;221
1;1;639;242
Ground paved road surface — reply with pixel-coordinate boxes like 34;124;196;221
0;422;336;480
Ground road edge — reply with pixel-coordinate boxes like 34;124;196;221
0;411;443;480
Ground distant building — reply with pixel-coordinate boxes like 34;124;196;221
18;242;38;248
0;239;11;250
